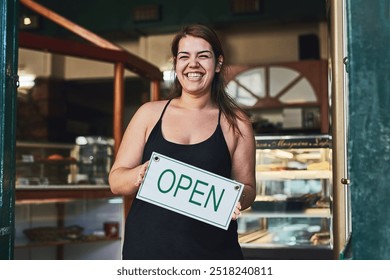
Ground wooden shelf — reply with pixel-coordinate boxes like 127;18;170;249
16;158;77;165
256;170;332;180
15;185;116;201
239;232;331;249
242;207;331;218
15;236;121;249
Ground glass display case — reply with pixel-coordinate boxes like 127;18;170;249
15;138;114;187
14;140;122;260
239;135;333;259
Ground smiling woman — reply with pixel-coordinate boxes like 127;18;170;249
108;24;256;260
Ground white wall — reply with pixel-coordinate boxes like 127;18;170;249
18;48;52;78
220;23;326;65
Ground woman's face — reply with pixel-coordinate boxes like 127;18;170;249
175;35;221;97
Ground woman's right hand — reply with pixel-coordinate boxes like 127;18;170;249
134;161;149;187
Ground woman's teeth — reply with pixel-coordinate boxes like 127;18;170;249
187;73;203;80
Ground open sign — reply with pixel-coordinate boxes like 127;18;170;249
136;152;244;230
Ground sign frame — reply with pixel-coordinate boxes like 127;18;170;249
136;152;244;230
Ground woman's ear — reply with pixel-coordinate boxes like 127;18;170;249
216;56;224;73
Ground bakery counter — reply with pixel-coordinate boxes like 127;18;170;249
14;140;123;260
257;170;331;180
242;247;333;260
241;135;333;259
15;184;115;202
241;207;331;218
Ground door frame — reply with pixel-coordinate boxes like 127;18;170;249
329;0;352;259
0;0;19;260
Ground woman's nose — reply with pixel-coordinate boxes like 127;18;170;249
188;57;199;67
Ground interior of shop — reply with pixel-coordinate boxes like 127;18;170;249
14;0;334;260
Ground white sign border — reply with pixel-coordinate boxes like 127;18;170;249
136;152;244;230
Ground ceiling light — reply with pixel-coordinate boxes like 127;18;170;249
19;14;40;30
23;17;32;26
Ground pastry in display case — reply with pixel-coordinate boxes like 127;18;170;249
238;135;332;259
15;136;114;188
15;141;76;187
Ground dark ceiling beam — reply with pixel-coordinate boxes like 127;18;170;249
19;32;162;80
20;0;162;80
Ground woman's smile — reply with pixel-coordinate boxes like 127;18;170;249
186;72;204;81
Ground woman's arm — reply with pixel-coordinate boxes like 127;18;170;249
230;115;257;210
108;102;159;196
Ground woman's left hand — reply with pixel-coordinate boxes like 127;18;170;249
231;201;242;221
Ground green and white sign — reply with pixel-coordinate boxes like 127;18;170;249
136;152;244;230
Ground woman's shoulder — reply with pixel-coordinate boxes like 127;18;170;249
220;108;253;140
139;99;169;110
221;107;251;128
234;108;251;122
135;99;170;116
127;100;169;128
236;110;254;136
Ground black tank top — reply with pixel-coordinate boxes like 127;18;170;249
122;99;243;260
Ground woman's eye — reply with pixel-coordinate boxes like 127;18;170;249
178;55;189;60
